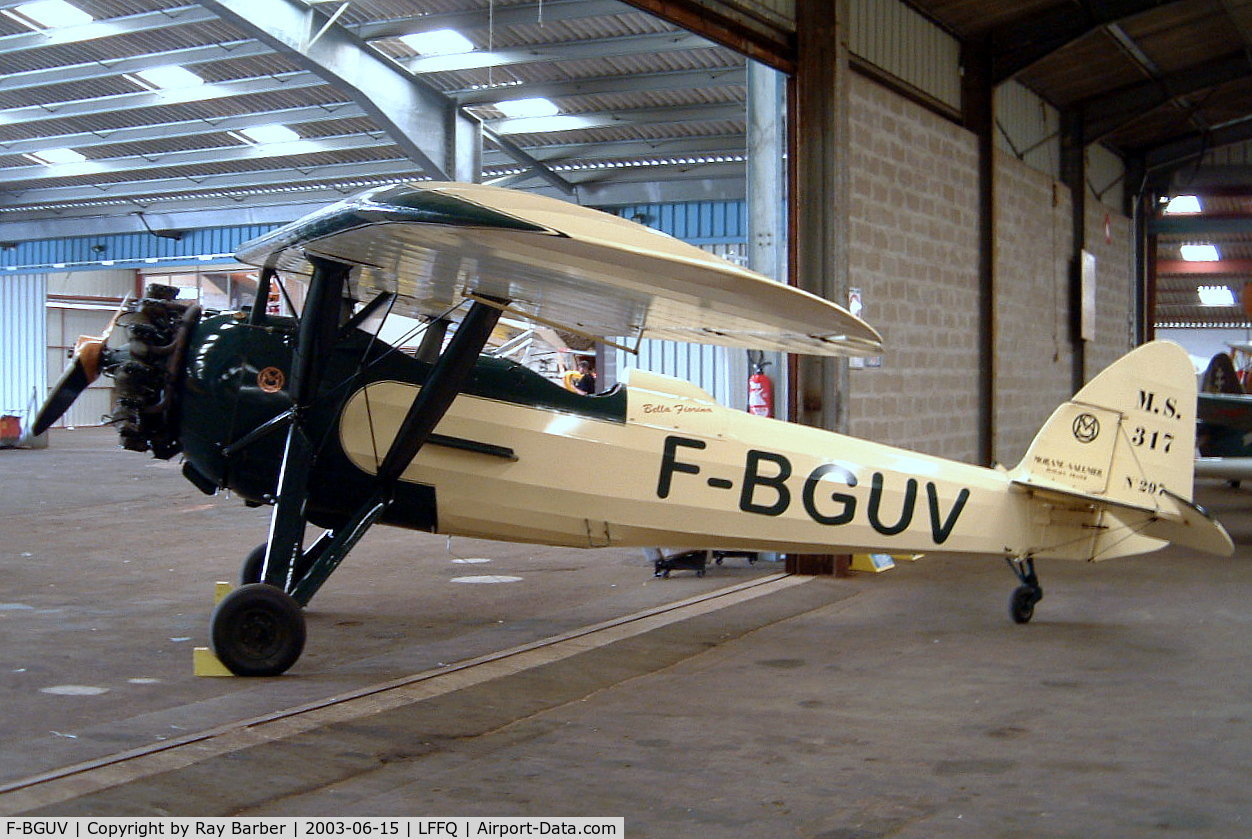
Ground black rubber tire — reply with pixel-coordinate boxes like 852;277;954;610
240;543;320;589
210;583;306;676
1010;585;1037;624
239;543;267;585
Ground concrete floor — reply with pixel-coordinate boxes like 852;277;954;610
1;427;1250;836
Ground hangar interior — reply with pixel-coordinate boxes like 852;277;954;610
2;0;1252;831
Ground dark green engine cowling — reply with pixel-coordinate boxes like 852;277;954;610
176;312;441;532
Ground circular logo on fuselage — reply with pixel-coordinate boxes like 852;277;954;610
1072;413;1100;443
257;366;285;393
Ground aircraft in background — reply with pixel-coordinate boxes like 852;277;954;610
30;182;1233;676
1195;349;1252;483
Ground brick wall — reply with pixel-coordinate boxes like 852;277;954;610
846;74;982;462
992;153;1075;465
842;76;1134;469
989;159;1135;466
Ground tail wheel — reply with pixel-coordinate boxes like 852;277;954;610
210;583;306;676
1009;585;1039;624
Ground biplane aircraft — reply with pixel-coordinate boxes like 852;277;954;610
31;182;1233;676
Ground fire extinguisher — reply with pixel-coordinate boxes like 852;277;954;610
747;353;773;417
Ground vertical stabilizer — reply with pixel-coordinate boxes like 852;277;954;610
1011;341;1197;506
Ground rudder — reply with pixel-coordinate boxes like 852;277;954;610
1011;341;1197;507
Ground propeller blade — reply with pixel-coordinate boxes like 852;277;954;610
28;297;126;437
30;345;97;436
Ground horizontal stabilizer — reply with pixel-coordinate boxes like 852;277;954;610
1012;481;1233;558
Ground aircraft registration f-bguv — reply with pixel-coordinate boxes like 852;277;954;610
31;182;1233;676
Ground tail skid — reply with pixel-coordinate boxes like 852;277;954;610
1009;341;1232;560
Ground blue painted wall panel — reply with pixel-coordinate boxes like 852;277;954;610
1;273;47;434
1;224;281;273
607;199;747;245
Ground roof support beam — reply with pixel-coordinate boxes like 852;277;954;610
408;31;714;74
488;103;743;135
0;39;273;93
618;0;794;73
0;103;366;155
353;0;628;40
0;134;391;185
197;0;480;181
0;172;747;242
453;66;746;107
0;158;423;207
1156;259;1252;274
0;159;746;227
1146;117;1252;173
0;72;323;127
990;0;1182;84
486;134;745;165
481;127;574;195
1083;51;1252;143
0;4;216;52
1;144;753;209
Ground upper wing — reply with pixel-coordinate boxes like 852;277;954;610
235;182;883;357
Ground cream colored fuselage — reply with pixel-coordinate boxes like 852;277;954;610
339;369;1086;560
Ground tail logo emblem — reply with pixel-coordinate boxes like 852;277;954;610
1072;413;1100;443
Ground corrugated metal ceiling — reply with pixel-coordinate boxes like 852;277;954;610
5;0;1252;335
0;0;751;223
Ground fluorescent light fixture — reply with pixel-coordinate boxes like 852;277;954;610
1164;194;1201;214
236;124;301;144
24;147;87;165
1198;285;1236;307
494;97;560;118
399;28;475;55
130;65;205;91
3;0;92;29
1181;244;1220;262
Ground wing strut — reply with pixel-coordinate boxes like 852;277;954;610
258;258;504;601
288;300;503;606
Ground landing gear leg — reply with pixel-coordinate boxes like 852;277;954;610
208;274;506;676
1005;556;1043;624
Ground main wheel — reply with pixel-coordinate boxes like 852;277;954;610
1009;585;1038;624
210;583;306;676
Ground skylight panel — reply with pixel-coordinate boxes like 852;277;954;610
494;98;560;118
1181;244;1220;262
1198;285;1235;307
399;29;475;56
236;125;301;144
24;148;87;165
129;65;206;91
3;0;93;30
1164;195;1201;214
